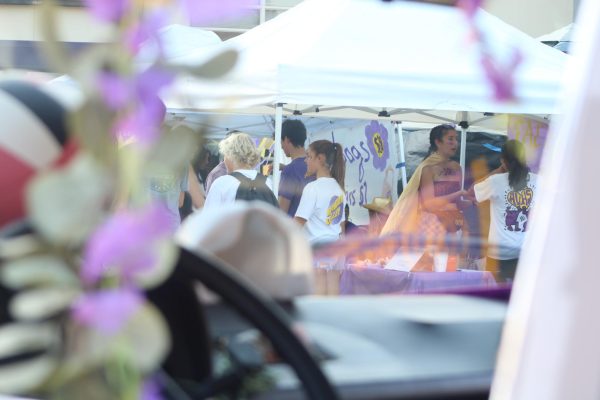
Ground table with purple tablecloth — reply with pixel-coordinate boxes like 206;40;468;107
339;266;497;295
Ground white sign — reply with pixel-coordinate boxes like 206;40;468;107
309;120;398;226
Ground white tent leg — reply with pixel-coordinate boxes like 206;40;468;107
459;125;468;189
393;121;408;189
273;103;284;197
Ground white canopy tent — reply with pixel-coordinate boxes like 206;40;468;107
537;23;576;43
165;0;566;194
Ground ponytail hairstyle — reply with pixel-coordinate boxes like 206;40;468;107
427;124;456;157
501;139;530;191
309;140;346;189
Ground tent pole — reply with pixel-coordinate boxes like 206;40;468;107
459;121;468;190
393;121;408;190
273;103;284;197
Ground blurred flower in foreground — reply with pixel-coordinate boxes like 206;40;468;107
179;0;260;25
81;203;174;286
456;0;482;20
126;10;169;55
98;68;173;143
72;288;142;334
481;50;523;101
84;0;131;23
140;377;162;400
456;0;522;101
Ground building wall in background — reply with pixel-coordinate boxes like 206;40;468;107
0;0;577;42
0;0;577;70
483;0;575;37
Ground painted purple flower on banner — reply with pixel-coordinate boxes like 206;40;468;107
72;288;142;334
481;50;523;101
365;121;390;171
125;10;169;55
179;0;259;25
81;203;173;286
84;0;130;23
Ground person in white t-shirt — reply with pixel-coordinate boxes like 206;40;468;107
472;139;539;282
295;140;346;245
204;132;274;209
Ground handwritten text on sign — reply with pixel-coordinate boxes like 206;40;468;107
344;143;370;207
309;121;395;226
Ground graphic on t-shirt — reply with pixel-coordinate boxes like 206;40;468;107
325;195;344;225
504;187;533;232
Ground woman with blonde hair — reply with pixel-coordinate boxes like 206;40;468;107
203;132;275;209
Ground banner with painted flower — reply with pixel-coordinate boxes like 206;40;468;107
308;120;398;226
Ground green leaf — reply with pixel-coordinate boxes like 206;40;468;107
10;287;79;321
68;98;118;164
0;235;43;261
37;0;70;73
147;123;201;173
134;240;178;289
115;303;170;373
0;323;60;394
167;49;239;79
27;154;112;245
1;255;78;289
68;303;170;374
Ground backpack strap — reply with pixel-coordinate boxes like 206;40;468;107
231;172;268;186
253;173;268;185
230;171;252;185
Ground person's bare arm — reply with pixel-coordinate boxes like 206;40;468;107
294;217;307;226
279;196;291;214
188;165;205;209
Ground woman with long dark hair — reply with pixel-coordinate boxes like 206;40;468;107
380;124;467;271
472;139;539;282
294;140;346;245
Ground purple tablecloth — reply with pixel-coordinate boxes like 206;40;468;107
339;266;497;295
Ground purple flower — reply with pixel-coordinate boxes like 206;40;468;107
136;68;175;102
98;67;173;143
114;101;165;144
84;0;130;23
81;204;174;286
481;49;523;101
140;377;162;400
98;68;173;111
72;288;142;334
456;0;483;20
179;0;259;25
365;121;390;171
97;71;132;110
125;11;169;55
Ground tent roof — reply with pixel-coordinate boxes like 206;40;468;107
537;23;576;42
165;0;567;121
